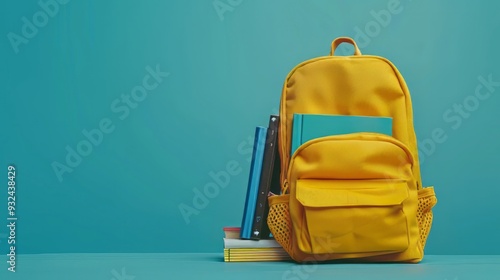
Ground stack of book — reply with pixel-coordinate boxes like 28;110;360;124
223;113;393;262
223;227;290;262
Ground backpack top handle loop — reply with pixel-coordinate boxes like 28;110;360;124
330;37;362;56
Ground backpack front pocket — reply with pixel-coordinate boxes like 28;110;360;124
296;179;409;254
288;133;420;257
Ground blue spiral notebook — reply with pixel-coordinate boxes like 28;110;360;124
291;114;393;156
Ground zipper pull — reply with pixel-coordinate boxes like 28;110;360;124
282;180;289;195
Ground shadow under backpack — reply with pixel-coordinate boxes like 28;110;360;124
267;37;438;263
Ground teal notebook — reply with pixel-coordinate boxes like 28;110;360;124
291;114;393;156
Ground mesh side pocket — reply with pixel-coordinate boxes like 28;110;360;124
417;187;437;248
267;194;292;254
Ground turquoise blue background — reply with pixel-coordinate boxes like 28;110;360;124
0;0;499;255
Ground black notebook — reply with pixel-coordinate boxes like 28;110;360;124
250;115;281;240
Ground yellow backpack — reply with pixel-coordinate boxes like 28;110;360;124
267;37;437;263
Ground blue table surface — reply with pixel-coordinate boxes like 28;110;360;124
1;254;499;280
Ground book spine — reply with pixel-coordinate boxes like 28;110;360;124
290;113;303;156
240;126;268;239
250;115;280;240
